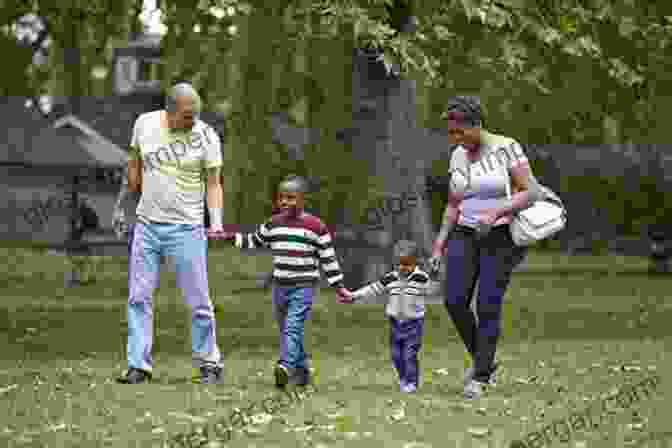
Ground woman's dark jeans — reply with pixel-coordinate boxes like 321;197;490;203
443;225;527;383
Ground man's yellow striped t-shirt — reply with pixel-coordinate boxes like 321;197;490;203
129;110;222;225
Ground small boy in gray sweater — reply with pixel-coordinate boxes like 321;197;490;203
339;240;441;392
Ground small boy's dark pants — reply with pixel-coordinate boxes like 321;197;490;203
443;225;527;383
389;316;424;386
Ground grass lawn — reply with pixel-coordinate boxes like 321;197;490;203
0;246;671;448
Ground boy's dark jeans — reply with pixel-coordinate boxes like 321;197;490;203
389;316;424;386
443;225;527;383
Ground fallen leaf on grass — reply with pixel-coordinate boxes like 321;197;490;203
168;412;207;424
283;424;314;433
626;423;645;431
468;427;491;437
0;384;18;394
389;407;406;422
513;376;539;385
434;368;450;376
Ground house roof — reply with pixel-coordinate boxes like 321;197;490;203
47;95;228;150
22;114;128;168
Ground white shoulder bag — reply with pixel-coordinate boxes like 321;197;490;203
506;171;567;247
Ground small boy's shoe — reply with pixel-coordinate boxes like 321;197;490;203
116;368;152;384
274;363;290;389
401;383;417;393
200;363;224;384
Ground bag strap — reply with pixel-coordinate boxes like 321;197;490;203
505;166;512;200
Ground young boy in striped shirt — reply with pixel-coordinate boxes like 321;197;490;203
212;175;352;388
339;240;441;393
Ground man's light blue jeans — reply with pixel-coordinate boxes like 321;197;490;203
127;220;221;372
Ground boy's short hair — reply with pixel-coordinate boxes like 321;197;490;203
278;174;308;194
393;239;419;259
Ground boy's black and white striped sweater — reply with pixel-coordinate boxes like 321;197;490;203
234;211;344;289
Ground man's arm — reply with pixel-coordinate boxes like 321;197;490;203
206;167;223;230
127;146;142;193
112;165;140;238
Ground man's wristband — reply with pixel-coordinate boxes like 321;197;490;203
208;208;223;228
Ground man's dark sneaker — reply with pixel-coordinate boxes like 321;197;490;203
200;364;224;384
274;363;290;389
116;368;152;384
292;366;312;387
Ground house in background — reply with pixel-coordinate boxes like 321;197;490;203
0;32;228;252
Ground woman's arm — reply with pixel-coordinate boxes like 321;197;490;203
431;192;461;257
493;164;543;219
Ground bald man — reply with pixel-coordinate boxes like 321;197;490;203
117;83;225;384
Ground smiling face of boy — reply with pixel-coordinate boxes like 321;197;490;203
277;189;304;218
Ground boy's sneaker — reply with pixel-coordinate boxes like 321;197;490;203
464;379;486;399
200;363;224;384
292;366;312;387
116;368;152;384
274;363;290;389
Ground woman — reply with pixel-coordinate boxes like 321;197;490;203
428;96;542;399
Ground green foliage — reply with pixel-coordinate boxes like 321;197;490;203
559;174;671;237
4;0;671;226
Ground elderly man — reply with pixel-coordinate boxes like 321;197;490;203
116;83;225;384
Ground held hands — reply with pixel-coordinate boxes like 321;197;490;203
336;287;354;304
428;255;441;277
429;240;444;276
207;227;235;241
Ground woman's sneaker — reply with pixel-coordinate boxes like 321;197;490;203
463;379;485;399
464;362;499;387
